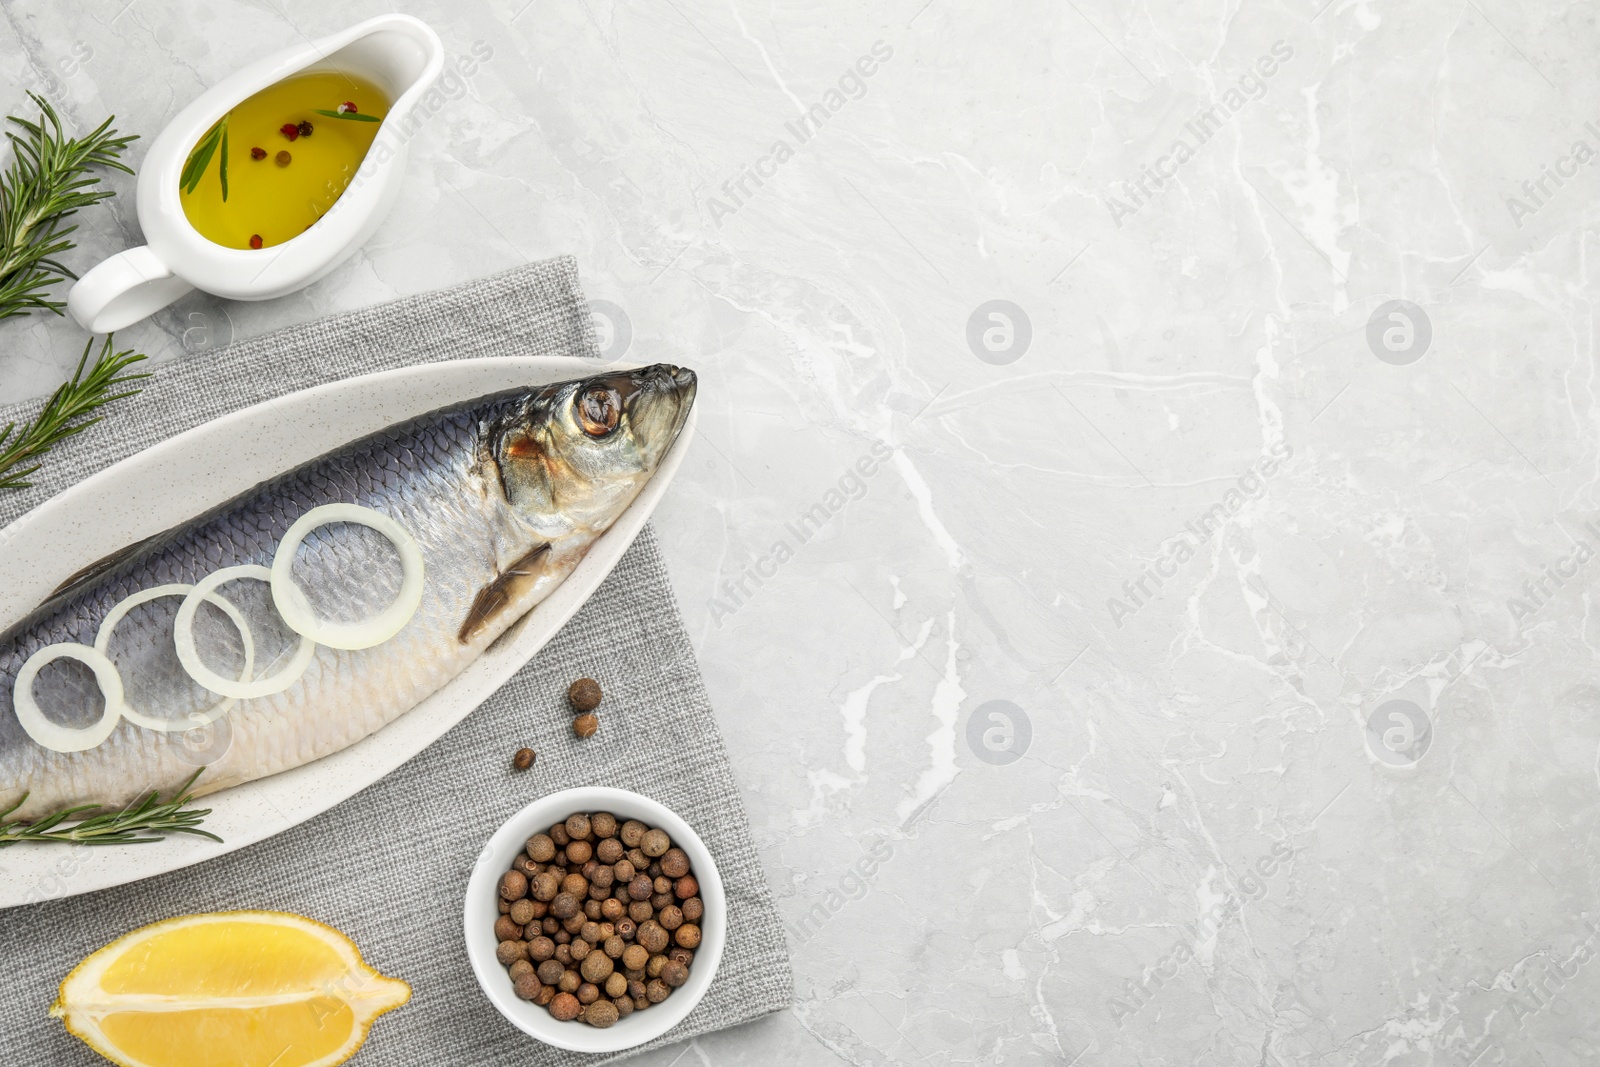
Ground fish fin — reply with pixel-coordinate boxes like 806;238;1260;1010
458;543;552;643
49;534;160;598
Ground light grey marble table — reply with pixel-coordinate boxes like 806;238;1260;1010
3;2;1597;1064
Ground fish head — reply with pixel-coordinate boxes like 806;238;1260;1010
494;364;697;536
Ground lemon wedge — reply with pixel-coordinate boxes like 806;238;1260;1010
52;911;410;1067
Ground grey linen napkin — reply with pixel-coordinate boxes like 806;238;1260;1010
0;257;791;1064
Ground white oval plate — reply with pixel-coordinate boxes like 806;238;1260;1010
0;356;695;907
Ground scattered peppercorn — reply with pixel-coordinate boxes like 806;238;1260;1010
297;119;314;138
338;100;358;113
513;747;536;771
568;677;602;711
573;712;598;738
275;150;292;166
250;146;267;160
495;811;707;1026
279;123;300;141
248;234;263;249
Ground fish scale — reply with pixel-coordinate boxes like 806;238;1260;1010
0;366;695;819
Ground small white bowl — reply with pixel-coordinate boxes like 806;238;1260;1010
464;787;726;1053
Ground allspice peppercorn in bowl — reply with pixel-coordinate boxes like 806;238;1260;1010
463;787;726;1053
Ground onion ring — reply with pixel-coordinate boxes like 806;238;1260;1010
175;565;316;699
94;583;256;731
14;643;126;753
269;503;425;651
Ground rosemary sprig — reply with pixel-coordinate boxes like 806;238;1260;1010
312;108;380;122
180;113;228;199
0;93;136;320
0;768;220;848
0;335;147;491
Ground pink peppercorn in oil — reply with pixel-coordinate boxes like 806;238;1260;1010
178;70;388;250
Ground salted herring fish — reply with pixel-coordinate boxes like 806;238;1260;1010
0;365;696;819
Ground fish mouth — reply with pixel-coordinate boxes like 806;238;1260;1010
649;364;697;439
591;363;696;446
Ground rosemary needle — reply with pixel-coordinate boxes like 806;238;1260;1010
0;768;220;847
0;92;136;321
0;335;148;491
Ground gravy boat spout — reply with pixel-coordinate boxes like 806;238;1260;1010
68;15;443;333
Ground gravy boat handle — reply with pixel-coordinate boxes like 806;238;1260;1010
67;246;196;333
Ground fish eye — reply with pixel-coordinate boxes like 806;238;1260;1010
576;386;621;437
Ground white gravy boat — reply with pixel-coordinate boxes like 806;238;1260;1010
68;15;443;333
